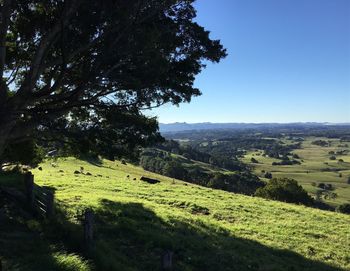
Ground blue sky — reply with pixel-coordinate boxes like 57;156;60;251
148;0;350;123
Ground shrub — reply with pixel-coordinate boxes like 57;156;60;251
292;153;300;159
322;190;337;200
264;172;272;179
311;140;329;147
255;178;313;206
2;139;44;167
272;160;300;166
317;183;325;189
329;156;336;160
250;157;259;163
336;204;350;214
318;183;334;191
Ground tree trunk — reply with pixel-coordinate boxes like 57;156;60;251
0;120;15;162
0;130;9;162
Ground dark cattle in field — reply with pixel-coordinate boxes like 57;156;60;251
140;176;160;184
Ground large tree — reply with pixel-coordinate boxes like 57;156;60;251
0;0;226;162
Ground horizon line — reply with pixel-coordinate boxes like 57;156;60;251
159;121;350;125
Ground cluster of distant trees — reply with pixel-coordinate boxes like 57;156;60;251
255;178;314;206
140;148;263;195
336;204;350;214
155;140;247;171
272;157;301;166
254;178;349;214
311;140;330;147
175;136;303;167
263;142;301;160
155;140;211;164
198;135;301;162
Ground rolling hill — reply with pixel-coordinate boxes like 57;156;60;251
1;157;349;270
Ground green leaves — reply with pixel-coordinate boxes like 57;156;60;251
1;0;226;163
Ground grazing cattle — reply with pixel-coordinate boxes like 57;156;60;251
133;178;137;181
140;176;160;184
38;167;42;171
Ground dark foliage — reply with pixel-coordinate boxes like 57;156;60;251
317;183;334;191
251;157;259;163
0;0;226;163
272;159;300;166
207;172;264;195
140;148;263;195
336;203;350;214
255;178;314;206
264;172;273;179
2;139;44;167
311;140;329;147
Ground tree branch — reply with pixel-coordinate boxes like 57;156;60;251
0;0;12;101
18;0;81;96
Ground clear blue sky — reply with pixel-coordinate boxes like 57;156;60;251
148;0;350;123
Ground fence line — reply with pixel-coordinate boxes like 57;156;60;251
24;172;54;219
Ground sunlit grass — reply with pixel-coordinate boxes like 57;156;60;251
26;157;350;270
241;137;350;206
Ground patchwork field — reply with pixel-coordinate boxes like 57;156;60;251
1;157;350;270
241;137;350;207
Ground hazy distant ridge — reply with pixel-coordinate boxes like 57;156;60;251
159;122;350;132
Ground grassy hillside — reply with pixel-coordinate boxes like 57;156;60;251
241;137;350;206
1;157;350;270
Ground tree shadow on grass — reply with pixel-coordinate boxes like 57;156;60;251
1;179;346;271
90;199;346;271
0;193;81;271
80;156;103;167
0;187;91;271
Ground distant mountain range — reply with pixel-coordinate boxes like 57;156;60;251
159;122;350;133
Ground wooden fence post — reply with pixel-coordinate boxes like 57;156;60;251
24;172;34;209
84;209;94;251
161;250;173;270
46;192;54;218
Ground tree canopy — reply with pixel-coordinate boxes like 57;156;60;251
255;178;314;206
0;0;226;163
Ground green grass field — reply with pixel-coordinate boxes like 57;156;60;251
241;137;350;207
1;157;350;270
